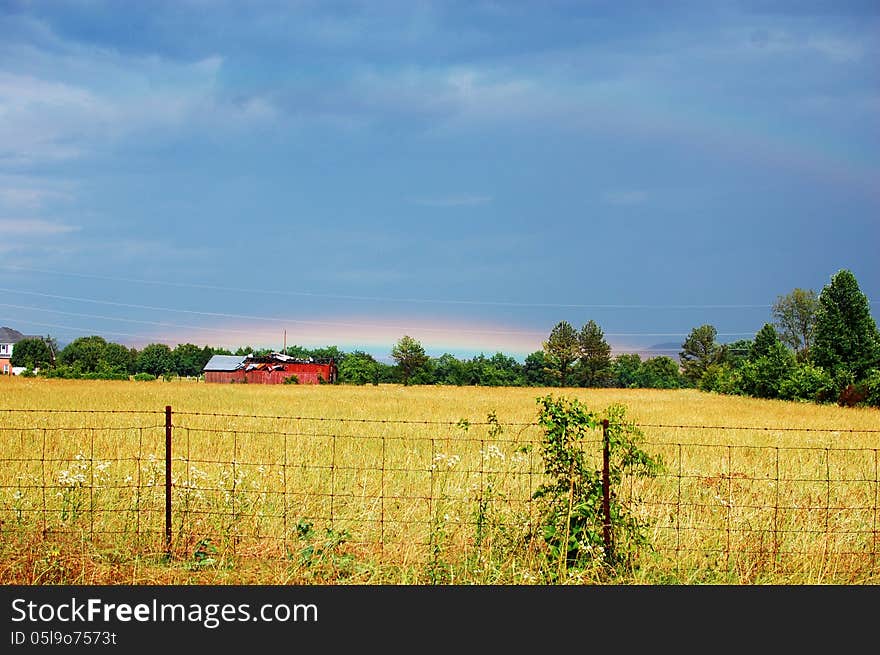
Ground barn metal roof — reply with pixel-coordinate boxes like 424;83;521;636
203;355;247;371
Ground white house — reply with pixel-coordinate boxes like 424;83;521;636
0;326;40;375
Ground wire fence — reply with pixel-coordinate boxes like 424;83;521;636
1;407;878;579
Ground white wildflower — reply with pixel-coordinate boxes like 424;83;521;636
432;453;460;470
481;445;505;462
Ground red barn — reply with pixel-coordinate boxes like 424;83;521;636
203;353;337;384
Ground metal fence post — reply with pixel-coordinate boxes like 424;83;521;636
165;405;172;558
601;418;613;558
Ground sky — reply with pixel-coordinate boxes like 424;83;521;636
0;1;878;363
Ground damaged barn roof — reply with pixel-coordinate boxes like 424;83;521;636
202;355;247;372
203;352;338;374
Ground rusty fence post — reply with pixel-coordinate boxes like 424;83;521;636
601;418;613;558
165;405;172;559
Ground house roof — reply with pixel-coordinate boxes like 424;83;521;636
0;327;37;344
203;355;247;372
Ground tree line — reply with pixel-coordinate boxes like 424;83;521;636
383;268;879;407
9;269;878;407
680;269;880;407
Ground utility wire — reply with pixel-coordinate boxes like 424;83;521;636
0;291;762;338
0;264;804;309
0;301;757;339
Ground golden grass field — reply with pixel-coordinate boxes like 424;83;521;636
1;376;878;584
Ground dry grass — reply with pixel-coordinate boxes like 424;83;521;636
1;376;878;584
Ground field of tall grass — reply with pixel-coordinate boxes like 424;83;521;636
1;376;878;584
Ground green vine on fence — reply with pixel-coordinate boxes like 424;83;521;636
533;396;664;581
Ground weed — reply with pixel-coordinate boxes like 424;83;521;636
532;396;663;581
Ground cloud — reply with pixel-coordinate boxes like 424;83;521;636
739;27;868;63
0;219;80;235
0;186;70;212
0;42;274;167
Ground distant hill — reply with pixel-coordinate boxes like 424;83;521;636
617;342;682;360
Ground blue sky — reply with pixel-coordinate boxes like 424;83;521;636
0;1;877;362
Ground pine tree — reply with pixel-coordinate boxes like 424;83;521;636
578;320;612;387
679;324;722;385
543;321;579;387
812;269;880;383
751;323;781;360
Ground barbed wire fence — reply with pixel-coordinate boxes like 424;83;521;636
0;407;878;579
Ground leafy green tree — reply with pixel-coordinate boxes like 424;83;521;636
863;369;880;408
199;346;215;370
58;336;108;373
492;352;525;386
812;269;880;384
679;325;723;386
173;343;205;377
772;288;819;361
390;335;429;386
309;346;346;362
778;363;835;403
281;344;311;359
738;341;796;399
697;363;741;395
523;351;552;386
543;321;579;387
136;343;175;377
433;353;468;386
612;354;642;388
102;342;135;374
407;357;435;385
338;351;381;385
637;356;682;389
10;337;54;370
466;352;525;387
577;320;612;387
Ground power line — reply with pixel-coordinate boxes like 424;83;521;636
0;318;161;342
0;303;754;344
0;291;762;338
0;318;692;356
0;303;282;337
0;264;794;309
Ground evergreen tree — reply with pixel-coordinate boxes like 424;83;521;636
751;323;781;360
578;320;612;387
543;321;579;387
679;325;723;386
812;269;880;383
